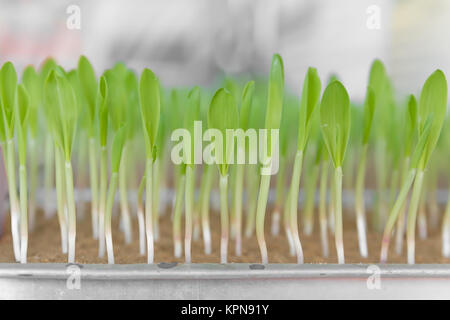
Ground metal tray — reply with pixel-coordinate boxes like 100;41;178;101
1;263;450;299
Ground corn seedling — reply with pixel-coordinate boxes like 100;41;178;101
319;80;351;264
286;66;321;264
0;55;449;266
208;88;238;263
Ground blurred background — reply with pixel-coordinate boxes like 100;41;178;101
1;0;450;101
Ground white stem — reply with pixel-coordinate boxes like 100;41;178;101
89;138;99;239
137;205;146;256
418;213;427;240
65;161;77;263
184;165;194;264
271;210;280;236
19;165;28;264
356;214;368;258
60;223;68;254
6;139;21;261
320;219;329;258
175;242;182;258
288;151;304;264
443;227;450;258
335;167;345;264
202;225;212;255
144;158;154;264
219;175;229;264
303;222;313;236
119;144;132;244
98;147;107;258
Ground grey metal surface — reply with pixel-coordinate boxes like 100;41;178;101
1;263;450;299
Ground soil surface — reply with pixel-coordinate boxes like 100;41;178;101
0;205;449;264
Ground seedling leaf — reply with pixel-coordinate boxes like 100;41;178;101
319;80;351;168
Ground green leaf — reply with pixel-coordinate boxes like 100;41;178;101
78;56;97;126
124;70;139;138
22;66;40;108
297;67;321;150
139;68;160;158
208;88;238;175
403;94;417;156
265;54;284;131
98;76;109;147
43;71;63;148
368;59;390;137
67;69;84;115
239;80;255;130
319;80;351;168
0;97;4;143
0;62;18;138
40;58;57;80
264;54;284;158
417;69;448;169
57;75;78;160
369;59;388;108
16;84;30;165
184;86;201;165
111;125;127;173
105;67;127;131
44;70;78;160
22;66;40;137
223;77;240;106
16;84;29;126
280;95;299;157
362;86;375;144
410;114;433;169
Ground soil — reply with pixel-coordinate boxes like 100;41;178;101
0;204;449;264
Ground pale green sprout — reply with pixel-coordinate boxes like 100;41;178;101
0;62;21;262
255;54;285;264
354;85;375;258
317;140;330;257
97;75;109;258
139;68;160;264
395;95;418;254
286;66;321;264
105;125;127;264
302;109;321;236
22;66;41;230
170;90;187;258
197;91;217;255
233;80;254;256
441;118;450;257
369;60;390;232
244;87;265;239
208;88;239;263
183;86;201;263
319;80;351;264
271;95;296;237
380;70;447;264
44;70;78;263
407;70;447;264
40;58;58;219
78;56;99;239
16;84;30;263
105;64;133;244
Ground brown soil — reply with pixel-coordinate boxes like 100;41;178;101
0;205;449;264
